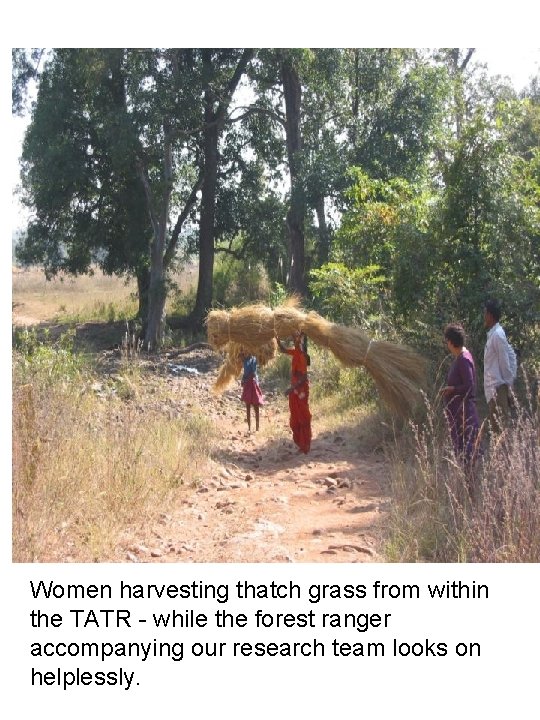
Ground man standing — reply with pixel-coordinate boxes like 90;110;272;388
483;299;516;432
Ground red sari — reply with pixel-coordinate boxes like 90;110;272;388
285;348;311;453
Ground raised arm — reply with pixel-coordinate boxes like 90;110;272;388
277;337;293;355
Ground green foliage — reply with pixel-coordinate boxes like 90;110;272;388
13;328;86;386
212;250;270;307
336;169;428;264
18;49;151;281
18;48;256;334
331;169;434;321
14;49;540;364
309;347;377;410
328;87;540;372
12;48;43;114
428;105;540;361
214;158;289;286
309;262;386;330
268;282;288;309
345;49;450;183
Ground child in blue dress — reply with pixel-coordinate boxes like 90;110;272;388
240;350;264;432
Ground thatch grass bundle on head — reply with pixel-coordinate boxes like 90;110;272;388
207;297;304;350
207;302;427;415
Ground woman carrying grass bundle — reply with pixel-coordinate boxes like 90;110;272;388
278;331;311;454
440;324;480;471
240;349;264;432
207;302;426;417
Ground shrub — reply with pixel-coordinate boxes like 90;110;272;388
13;328;86;386
309;262;386;331
213;255;270;307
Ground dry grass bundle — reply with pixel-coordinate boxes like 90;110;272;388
207;298;305;350
213;339;278;393
207;303;426;415
214;353;242;393
303;313;426;413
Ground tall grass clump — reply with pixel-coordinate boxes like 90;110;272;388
386;390;540;562
13;333;215;562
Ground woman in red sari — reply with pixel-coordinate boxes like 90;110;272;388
277;331;311;454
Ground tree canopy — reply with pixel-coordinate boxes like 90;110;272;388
14;48;540;367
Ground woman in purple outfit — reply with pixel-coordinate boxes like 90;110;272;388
440;323;480;470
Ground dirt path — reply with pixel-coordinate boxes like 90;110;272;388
115;348;390;564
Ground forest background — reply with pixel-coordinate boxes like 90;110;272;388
12;47;540;365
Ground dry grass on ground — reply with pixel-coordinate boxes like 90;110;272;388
13;267;138;323
12;265;198;324
13;361;216;562
385;393;540;562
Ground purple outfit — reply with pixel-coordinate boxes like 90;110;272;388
444;349;480;466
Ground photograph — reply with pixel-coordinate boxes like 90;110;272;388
12;47;540;565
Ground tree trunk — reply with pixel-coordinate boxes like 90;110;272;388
450;48;475;140
145;218;168;349
350;49;360;148
286;196;306;295
281;56;306;296
136;265;151;328
191;87;219;327
142;127;174;350
145;262;167;350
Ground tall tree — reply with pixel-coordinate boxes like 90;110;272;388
279;51;307;295
345;48;449;182
244;49;344;294
17;49;255;345
190;49;255;325
18;50;153;319
301;49;349;265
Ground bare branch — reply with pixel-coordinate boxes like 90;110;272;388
159;127;175;232
215;244;244;259
460;48;475;72
215;49;256;131
163;171;204;269
136;156;160;241
228;104;286;128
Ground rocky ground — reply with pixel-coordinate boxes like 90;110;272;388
109;346;390;564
